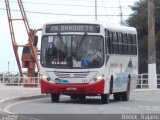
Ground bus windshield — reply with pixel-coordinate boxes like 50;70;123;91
41;35;104;69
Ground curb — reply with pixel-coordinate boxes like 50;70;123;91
0;94;49;106
0;94;50;120
133;89;160;93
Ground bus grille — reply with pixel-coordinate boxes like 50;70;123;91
54;72;89;79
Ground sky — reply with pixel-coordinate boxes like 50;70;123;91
0;0;139;73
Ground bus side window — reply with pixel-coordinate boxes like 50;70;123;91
123;33;128;55
127;34;132;55
132;34;137;55
132;34;136;44
109;31;113;54
105;36;110;54
135;35;138;55
113;32;118;54
105;36;109;54
105;29;110;54
118;33;122;54
130;34;133;55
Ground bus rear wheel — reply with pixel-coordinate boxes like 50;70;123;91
101;94;109;104
121;91;129;101
113;93;121;101
122;79;131;101
51;94;60;102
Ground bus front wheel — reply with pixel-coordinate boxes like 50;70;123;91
70;95;78;100
51;93;60;102
101;94;109;104
79;96;86;101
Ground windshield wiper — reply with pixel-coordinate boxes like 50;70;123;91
57;33;67;51
76;32;87;53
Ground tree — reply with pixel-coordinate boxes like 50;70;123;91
126;0;160;73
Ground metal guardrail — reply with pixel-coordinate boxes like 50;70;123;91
0;74;160;89
137;74;160;89
137;74;149;89
0;76;40;87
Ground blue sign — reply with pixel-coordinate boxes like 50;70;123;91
82;58;90;68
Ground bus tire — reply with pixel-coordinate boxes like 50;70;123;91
101;94;109;104
70;95;78;100
51;93;60;102
122;78;131;101
113;93;121;101
109;76;113;94
79;95;86;101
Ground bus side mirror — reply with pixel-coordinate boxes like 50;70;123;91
33;36;38;46
38;50;41;55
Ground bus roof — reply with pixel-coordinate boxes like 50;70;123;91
43;21;137;34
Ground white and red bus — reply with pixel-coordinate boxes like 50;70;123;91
39;21;138;104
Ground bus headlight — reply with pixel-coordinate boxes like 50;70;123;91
97;76;104;81
42;75;47;80
91;75;104;83
42;76;51;81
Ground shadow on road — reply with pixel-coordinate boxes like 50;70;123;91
48;97;124;105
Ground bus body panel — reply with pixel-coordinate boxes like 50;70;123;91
105;55;138;93
40;66;108;95
41;79;105;95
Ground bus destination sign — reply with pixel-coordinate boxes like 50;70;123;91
45;24;100;33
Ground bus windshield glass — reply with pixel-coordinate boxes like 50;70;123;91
41;35;104;69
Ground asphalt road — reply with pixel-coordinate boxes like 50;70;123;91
2;91;160;120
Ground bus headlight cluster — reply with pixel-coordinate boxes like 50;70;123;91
42;75;47;80
97;76;104;81
91;75;104;83
42;76;51;81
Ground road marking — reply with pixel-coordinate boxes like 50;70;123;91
3;97;50;113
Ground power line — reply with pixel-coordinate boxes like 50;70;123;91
1;5;157;17
0;0;139;3
0;1;132;9
0;7;131;16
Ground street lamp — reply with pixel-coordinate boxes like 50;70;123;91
8;61;10;74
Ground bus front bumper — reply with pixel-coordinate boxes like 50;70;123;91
40;79;105;95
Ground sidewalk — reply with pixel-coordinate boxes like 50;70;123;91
0;85;41;100
0;85;45;120
133;88;160;92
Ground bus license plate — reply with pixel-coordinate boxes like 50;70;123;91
66;87;77;90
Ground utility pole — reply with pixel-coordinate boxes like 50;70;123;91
148;0;157;89
119;0;123;25
95;0;97;20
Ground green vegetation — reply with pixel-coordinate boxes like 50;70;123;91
126;0;160;73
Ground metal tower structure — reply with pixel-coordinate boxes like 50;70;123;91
5;0;39;79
